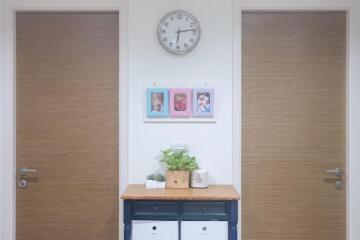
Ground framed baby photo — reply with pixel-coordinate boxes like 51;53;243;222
146;88;169;118
192;88;214;117
169;88;192;118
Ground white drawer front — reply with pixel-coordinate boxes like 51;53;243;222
181;221;228;240
132;221;178;240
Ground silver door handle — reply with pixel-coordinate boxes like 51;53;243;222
324;167;343;177
18;167;37;176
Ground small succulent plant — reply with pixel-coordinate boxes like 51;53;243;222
146;173;165;182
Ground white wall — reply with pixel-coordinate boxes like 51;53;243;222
1;0;360;240
128;0;233;184
348;5;360;240
0;0;4;238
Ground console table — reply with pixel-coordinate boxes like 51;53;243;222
121;184;240;240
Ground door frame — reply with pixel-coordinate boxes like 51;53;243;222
232;1;360;240
0;1;129;240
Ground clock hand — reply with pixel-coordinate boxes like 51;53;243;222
175;28;196;45
178;28;197;33
176;29;180;44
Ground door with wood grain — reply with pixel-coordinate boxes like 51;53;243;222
16;12;119;240
242;12;346;240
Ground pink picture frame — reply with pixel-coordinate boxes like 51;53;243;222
169;88;192;118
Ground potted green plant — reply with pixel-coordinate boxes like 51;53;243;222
146;172;166;189
160;149;199;188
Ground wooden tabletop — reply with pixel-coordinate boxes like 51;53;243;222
121;184;240;200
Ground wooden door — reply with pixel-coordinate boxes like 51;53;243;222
242;12;346;240
16;12;119;240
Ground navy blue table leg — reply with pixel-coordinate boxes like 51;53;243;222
229;200;238;240
124;200;131;240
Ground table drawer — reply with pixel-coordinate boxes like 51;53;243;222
133;201;180;218
181;221;228;240
182;202;228;218
132;221;178;240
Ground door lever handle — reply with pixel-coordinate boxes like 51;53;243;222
324;167;343;177
18;167;38;176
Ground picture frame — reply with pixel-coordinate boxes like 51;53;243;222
192;88;214;117
146;88;169;118
169;88;192;118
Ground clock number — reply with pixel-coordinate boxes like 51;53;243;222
190;38;194;43
192;30;197;35
164;22;169;27
161;29;166;34
177;14;182;19
176;45;181;50
184;43;189;48
190;22;195;28
169;42;173;47
163;37;168;42
170;16;174;21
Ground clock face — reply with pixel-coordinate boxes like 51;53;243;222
158;10;201;55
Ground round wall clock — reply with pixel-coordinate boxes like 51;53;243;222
158;10;201;55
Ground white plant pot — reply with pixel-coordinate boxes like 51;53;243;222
145;180;166;189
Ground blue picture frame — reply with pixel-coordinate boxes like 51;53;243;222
146;88;169;118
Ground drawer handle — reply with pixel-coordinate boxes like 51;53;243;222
152;226;157;231
202;226;207;231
